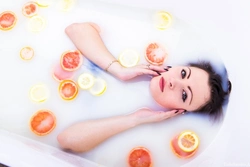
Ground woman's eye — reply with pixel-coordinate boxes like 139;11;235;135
182;90;187;102
181;69;186;79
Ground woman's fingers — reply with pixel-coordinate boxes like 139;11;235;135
161;109;185;120
120;64;172;80
146;64;167;72
133;64;171;76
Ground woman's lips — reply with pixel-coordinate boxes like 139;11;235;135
159;77;165;92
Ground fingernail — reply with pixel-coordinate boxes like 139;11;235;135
164;68;168;71
156;71;161;75
175;110;179;113
182;110;187;114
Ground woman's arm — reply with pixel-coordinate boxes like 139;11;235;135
65;22;166;81
57;108;184;152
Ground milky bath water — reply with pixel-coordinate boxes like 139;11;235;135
0;0;226;166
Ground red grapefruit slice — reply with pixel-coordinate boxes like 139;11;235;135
52;63;75;82
58;79;78;100
128;147;152;167
20;46;34;60
145;42;167;65
0;11;17;31
60;50;83;71
30;109;56;136
22;1;39;17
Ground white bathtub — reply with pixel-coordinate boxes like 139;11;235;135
0;0;249;166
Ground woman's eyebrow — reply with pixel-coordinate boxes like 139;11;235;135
187;67;191;79
188;86;193;105
187;67;192;105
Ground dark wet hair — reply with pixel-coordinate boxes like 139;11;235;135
188;61;232;122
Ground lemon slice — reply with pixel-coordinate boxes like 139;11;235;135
28;15;46;32
118;50;139;67
29;84;49;102
77;73;95;90
177;131;199;152
154;11;172;30
57;0;76;12
35;0;51;7
89;78;107;96
20;46;34;60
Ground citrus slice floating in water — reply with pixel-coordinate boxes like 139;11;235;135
28;15;46;32
77;73;95;90
128;147;152;167
20;46;34;60
89;78;107;96
30;109;56;136
118;50;139;67
59;79;78;100
178;131;199;152
0;11;17;31
52;63;75;82
35;0;51;7
57;0;76;12
22;1;39;17
60;50;83;71
29;84;49;102
145;42;167;65
153;11;172;30
170;130;199;158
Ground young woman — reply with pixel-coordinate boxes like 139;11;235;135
57;22;232;152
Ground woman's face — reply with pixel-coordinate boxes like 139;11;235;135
150;66;211;111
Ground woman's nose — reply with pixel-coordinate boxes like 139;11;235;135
169;77;180;89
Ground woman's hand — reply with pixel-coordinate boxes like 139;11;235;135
111;63;168;81
130;108;185;125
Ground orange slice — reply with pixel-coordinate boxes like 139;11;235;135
153;11;172;30
30;109;56;136
52;63;75;82
145;42;167;65
170;131;199;158
60;50;83;71
128;147;152;167
22;1;39;17
29;84;49;102
58;79;78;100
0;11;17;31
89;78;107;96
118;50;139;67
20;46;34;60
